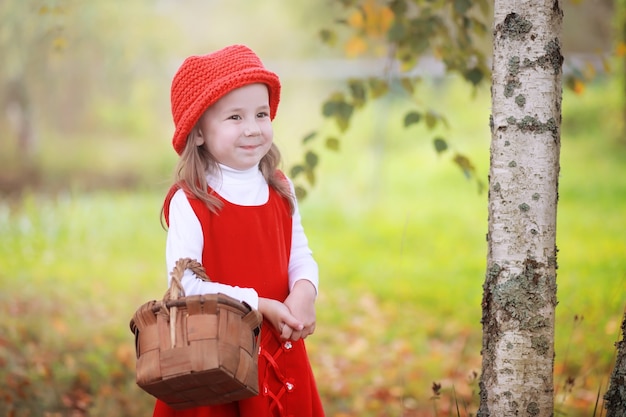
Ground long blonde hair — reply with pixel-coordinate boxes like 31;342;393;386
162;127;295;224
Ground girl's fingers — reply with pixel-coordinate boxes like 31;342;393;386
280;322;293;340
284;316;304;332
278;322;316;341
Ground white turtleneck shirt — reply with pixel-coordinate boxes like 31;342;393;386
165;164;319;310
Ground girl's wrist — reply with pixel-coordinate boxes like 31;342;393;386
257;297;274;315
291;279;317;299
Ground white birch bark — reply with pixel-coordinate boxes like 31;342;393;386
478;1;563;416
604;312;626;416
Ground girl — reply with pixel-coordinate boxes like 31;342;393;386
154;45;324;417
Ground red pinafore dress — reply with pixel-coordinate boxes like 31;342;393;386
154;183;324;417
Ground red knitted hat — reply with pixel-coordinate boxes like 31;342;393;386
170;44;281;155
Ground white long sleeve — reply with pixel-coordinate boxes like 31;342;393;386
287;190;319;293
165;164;319;308
166;191;260;308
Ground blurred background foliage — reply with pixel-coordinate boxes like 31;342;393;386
0;0;619;194
0;1;624;416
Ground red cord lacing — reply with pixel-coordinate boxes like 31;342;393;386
259;330;297;417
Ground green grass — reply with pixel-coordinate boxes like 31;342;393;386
1;75;625;416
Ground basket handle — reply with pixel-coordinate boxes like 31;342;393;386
241;304;263;337
163;258;211;347
165;258;211;301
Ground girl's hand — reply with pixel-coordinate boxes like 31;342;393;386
283;279;317;341
258;297;303;340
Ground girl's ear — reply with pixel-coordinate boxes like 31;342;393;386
193;127;205;147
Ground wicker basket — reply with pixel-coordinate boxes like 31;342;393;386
129;258;263;409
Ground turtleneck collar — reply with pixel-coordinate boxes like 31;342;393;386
217;163;262;184
205;163;269;206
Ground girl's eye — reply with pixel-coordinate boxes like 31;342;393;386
229;115;241;120
257;112;269;118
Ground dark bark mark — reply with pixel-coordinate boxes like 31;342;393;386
478;262;504;417
520;38;563;75
539;39;564;74
498;13;533;40
489;257;556;333
504;116;559;141
504;56;521;98
527;401;540;416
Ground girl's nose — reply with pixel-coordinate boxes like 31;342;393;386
244;120;261;137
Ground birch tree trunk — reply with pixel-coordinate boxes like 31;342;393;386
478;1;563;416
604;311;626;417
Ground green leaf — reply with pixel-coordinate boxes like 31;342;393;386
453;153;475;179
294;185;307;200
290;164;305;178
403;111;422;127
387;21;406;42
326;137;340;151
305;151;319;169
433;137;448;154
454;0;472;15
389;0;408;15
464;67;484;86
319;29;337;46
302;131;317;144
425;111;438;129
322;93;350;126
322;100;337;117
348;79;367;108
368;78;389;99
335;101;354;132
400;78;415;95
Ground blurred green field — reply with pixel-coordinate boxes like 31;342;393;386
1;74;625;416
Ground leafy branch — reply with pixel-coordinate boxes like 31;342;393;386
290;0;493;199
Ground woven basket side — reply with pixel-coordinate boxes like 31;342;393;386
239;311;261;355
159;346;193;379
218;308;244;377
136;348;162;386
156;314;173;352
173;304;189;348
186;313;218;342
219;307;243;343
234;346;255;383
189;339;220;372
136;321;160;356
130;300;158;333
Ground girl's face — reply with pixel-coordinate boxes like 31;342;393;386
195;83;273;171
